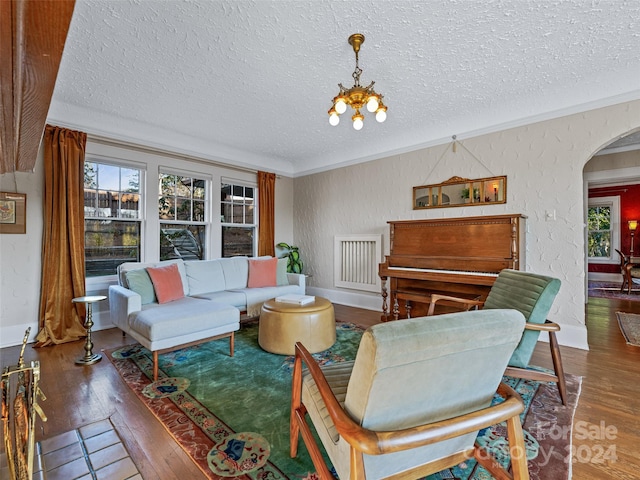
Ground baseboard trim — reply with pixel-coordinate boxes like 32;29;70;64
1;312;114;349
307;286;382;312
588;272;622;282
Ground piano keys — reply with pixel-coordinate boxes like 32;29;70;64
378;214;526;320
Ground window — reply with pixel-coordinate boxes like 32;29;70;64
588;196;620;262
159;173;208;261
221;182;255;257
84;161;142;277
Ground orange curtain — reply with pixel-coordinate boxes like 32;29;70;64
257;171;276;257
35;125;88;346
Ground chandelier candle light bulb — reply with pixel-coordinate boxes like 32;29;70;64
329;33;387;129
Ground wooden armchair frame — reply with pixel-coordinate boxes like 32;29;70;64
427;294;567;405
290;341;530;480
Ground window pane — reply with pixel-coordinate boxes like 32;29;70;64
244;204;254;224
85;220;141;277
84;162;97;188
222;226;254;257
588;232;611;258
175;198;191;220
121;168;140;193
98;164;120;191
84;190;97;216
97;190;118;217
160;224;206;261
176;177;192;198
158;196;174;219
121;193;140;219
160;174;176;196
221;202;232;223
194;184;205;200
232;205;244;223
221;184;231;201
193;200;205;221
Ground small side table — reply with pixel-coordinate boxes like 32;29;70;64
72;295;106;365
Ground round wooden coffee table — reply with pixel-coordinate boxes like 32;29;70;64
258;297;336;355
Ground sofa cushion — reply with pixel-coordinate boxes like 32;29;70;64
276;258;289;286
185;260;226;295
129;297;238;342
191;290;247;308
119;259;189;296
125;269;157;305
147;263;185;304
219;257;249;289
248;257;278;287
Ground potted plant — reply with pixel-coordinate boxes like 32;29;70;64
276;242;303;273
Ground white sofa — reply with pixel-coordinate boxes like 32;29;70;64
108;256;305;379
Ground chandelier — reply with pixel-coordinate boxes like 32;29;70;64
328;33;387;130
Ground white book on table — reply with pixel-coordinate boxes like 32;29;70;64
275;294;315;305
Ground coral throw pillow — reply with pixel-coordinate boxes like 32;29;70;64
247;258;278;288
146;263;185;304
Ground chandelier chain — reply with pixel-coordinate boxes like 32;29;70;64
352;50;361;86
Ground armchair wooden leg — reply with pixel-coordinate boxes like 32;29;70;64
153;351;159;381
549;331;567;406
290;355;303;458
506;415;530;480
229;332;235;357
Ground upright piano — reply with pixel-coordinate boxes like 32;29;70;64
378;214;526;320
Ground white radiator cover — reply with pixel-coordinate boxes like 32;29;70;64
334;234;382;293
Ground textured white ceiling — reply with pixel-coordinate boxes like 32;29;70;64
48;0;640;176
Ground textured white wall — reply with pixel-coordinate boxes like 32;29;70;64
294;100;640;350
0;147;45;345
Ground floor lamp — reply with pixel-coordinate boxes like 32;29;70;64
630;220;638;256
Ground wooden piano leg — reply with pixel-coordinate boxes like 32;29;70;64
405;300;412;319
381;280;388;317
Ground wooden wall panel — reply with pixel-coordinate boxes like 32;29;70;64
0;0;75;174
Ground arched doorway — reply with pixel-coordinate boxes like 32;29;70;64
584;130;640;296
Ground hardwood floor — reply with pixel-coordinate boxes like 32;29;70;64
1;297;639;479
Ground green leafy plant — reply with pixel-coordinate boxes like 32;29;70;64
276;242;303;273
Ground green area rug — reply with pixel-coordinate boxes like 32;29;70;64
109;321;580;480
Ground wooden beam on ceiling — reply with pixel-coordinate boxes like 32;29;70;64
0;0;76;174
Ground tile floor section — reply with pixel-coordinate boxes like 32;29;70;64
1;418;142;480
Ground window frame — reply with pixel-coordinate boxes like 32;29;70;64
83;157;145;282
220;179;257;257
158;170;211;261
587;196;621;264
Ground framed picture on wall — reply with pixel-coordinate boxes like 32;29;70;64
0;192;26;234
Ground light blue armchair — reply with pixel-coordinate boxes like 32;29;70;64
290;309;529;480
